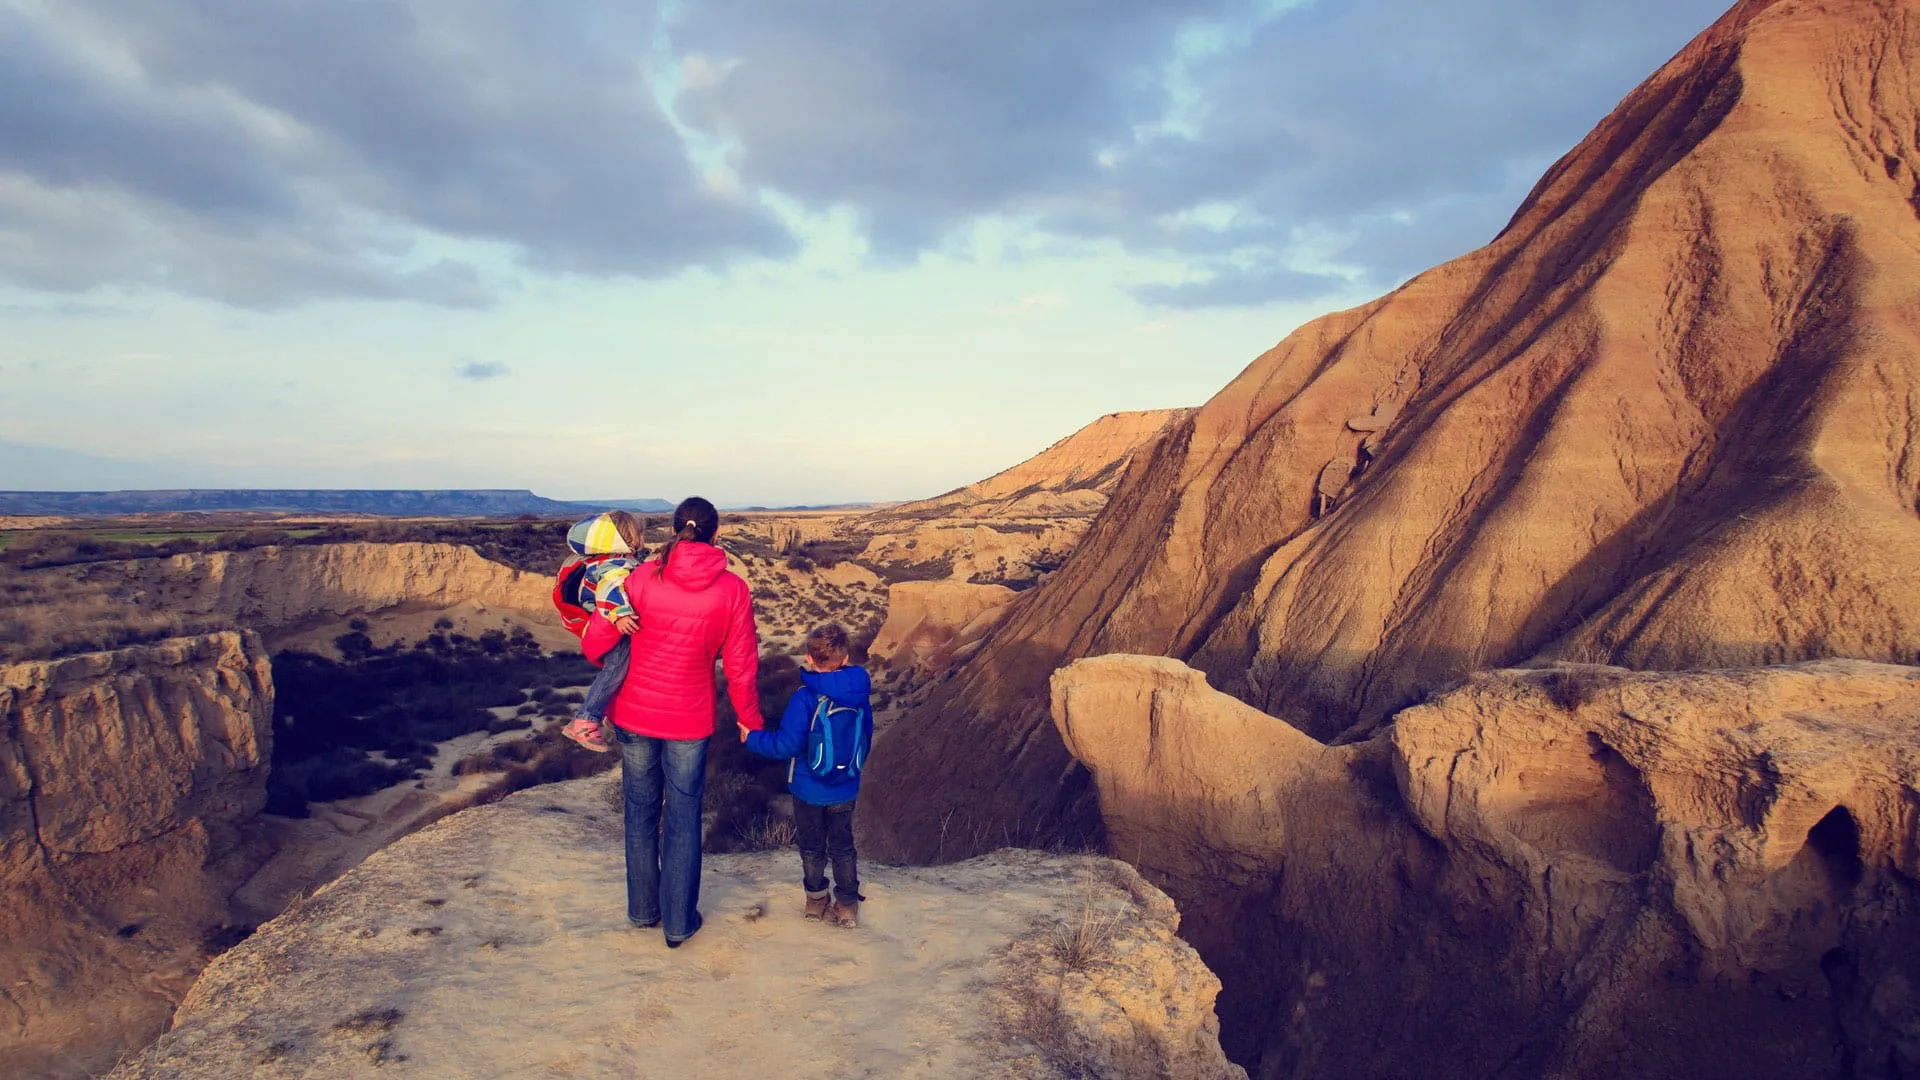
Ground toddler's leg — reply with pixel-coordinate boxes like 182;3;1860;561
578;637;632;722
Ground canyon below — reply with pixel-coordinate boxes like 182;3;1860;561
7;0;1920;1077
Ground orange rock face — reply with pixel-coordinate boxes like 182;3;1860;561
867;580;1018;676
1;632;274;1080
870;409;1194;521
1051;654;1920;1077
865;0;1920;863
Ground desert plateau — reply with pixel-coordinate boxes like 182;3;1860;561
5;0;1920;1077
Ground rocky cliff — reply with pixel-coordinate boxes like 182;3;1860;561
5;540;570;662
79;542;554;631
1052;654;1920;1078
112;775;1242;1080
1;632;274;1079
871;409;1193;521
863;0;1920;862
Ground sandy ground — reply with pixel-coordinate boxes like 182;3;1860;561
118;774;1240;1080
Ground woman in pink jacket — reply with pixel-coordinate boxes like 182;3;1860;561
584;496;764;947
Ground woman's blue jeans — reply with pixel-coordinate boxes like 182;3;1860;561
613;728;708;941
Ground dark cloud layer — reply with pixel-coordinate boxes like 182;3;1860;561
0;0;1736;308
1;1;790;306
676;0;1735;304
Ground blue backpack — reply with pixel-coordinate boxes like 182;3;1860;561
803;692;872;783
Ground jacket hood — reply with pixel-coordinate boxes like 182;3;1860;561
568;513;636;557
802;666;872;707
659;541;730;590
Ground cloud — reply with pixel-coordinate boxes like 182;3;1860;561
0;1;793;307
674;0;1734;304
991;291;1070;316
455;360;511;381
0;0;1738;310
672;0;1214;256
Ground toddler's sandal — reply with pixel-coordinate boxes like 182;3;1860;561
561;718;610;753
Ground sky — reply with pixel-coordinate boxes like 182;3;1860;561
0;0;1735;505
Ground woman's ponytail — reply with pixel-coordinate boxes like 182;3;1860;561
655;496;720;578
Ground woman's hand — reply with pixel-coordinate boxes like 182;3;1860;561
614;615;639;635
738;725;750;743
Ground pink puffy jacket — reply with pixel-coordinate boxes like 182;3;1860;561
582;541;765;739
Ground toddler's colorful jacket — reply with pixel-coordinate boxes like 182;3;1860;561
564;513;640;622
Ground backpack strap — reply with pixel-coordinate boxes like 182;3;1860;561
819;692;837;775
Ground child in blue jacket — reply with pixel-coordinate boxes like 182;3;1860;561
740;622;871;927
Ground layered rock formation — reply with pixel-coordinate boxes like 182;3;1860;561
76;542;553;632
5;540;572;661
868;581;1019;675
1;632;274;1079
865;0;1920;861
871;409;1192;522
1052;654;1920;1077
113;775;1241;1080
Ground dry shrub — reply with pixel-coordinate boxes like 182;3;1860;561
733;812;798;851
0;571;228;663
469;736;617;805
1539;665;1621;711
991;885;1134;1078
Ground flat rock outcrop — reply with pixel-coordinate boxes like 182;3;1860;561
1;632;274;1079
1051;654;1920;1078
113;775;1241;1080
869;580;1019;675
865;0;1920;863
871;409;1192;522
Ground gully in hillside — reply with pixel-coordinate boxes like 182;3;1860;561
581;497;766;948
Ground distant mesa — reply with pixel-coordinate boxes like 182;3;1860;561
0;490;674;518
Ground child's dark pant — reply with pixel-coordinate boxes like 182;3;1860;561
579;637;631;721
792;799;859;905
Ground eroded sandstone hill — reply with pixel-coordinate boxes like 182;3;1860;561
869;409;1193;521
865;0;1920;861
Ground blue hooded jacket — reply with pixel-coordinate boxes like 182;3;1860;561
745;666;872;806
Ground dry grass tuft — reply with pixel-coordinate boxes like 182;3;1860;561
733;812;798;851
1045;891;1122;972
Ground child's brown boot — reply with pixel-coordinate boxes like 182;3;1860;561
803;890;831;921
828;899;859;928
